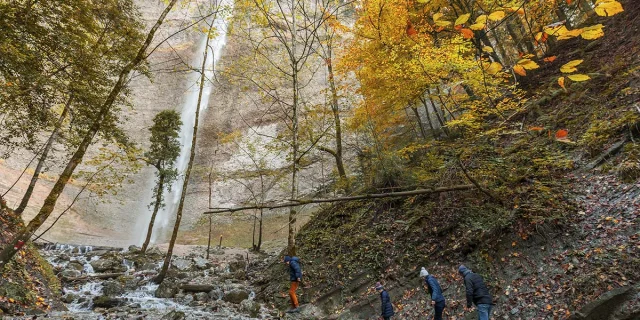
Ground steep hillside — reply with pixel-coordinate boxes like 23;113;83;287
255;0;640;318
0;200;64;316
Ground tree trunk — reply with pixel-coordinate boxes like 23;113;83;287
410;105;428;139
419;96;438;138
141;169;165;253
154;21;211;284
257;208;263;251
0;0;178;271
288;0;299;257
326;47;348;191
15;95;72;215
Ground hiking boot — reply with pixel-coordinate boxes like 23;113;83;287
286;307;300;313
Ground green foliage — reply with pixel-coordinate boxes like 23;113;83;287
145;110;182;207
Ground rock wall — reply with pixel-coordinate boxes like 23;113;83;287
0;0;334;248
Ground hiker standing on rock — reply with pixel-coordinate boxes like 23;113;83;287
375;282;394;320
284;256;302;313
459;265;494;320
420;267;446;320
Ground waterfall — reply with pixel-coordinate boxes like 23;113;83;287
136;7;231;245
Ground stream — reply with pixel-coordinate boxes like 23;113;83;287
36;243;276;319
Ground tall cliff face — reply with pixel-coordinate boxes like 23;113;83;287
0;0;332;248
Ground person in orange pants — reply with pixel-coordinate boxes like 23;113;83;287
284;256;302;313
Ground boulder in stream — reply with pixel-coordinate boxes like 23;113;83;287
223;289;249;304
102;280;125;296
66;261;84;271
171;258;192;271
92;296;124;309
161;310;186;320
155;281;179;298
60;269;82;279
90;258;121;273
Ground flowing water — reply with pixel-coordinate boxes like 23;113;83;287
39;243;270;319
134;4;232;246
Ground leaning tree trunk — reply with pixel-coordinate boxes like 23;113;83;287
154;23;212;284
326;46;349;191
0;0;178;272
141;168;165;253
15;95;72;215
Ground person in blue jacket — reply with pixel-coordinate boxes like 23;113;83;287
420;267;446;320
284;256;302;313
375;282;394;320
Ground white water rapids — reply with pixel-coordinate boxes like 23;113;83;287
134;7;231;246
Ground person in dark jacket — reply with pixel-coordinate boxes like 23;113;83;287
420;267;446;320
375;282;394;320
459;265;493;320
284;256;302;313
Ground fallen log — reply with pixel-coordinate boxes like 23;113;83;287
63;272;124;282
180;284;216;293
204;185;475;214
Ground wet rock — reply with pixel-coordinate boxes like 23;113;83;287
91;258;121;273
571;286;634;320
92;296;124;309
62;293;79;303
155;281;179;298
141;262;158;271
240;299;260;317
234;269;247;280
67;261;84;271
229;259;246;272
161;310;186;320
102;280;125;296
146;247;163;257
209;288;223;300
193;257;211;270
180;294;194;305
194;292;209;302
171;258;192;271
223;289;249;304
60;269;82;279
128;245;141;254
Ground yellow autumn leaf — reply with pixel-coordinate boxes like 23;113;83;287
482;46;494;53
517;59;540;70
455;13;471;26
568;74;591;81
433;13;444;21
513;65;527;76
594;0;624;16
557;28;583;40
560;59;583;73
416;0;430;3
581;24;605;40
558;77;566;89
488;11;505;21
475;15;488;24
508;7;525;15
544;25;569;36
435;20;452;27
470;23;486;30
484;61;503;75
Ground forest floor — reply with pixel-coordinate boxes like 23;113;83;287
255;0;640;318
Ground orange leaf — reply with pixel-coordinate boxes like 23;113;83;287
454;24;463;30
558;77;566;89
543;56;557;62
407;22;417;36
567;0;572;4
555;129;568;139
529;126;545;131
460;28;474;39
513;65;527;76
436;26;445;32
